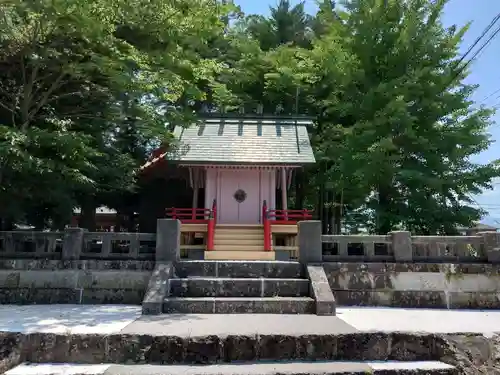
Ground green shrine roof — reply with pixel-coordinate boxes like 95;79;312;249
166;116;316;165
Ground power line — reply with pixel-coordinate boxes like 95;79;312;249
448;13;500;86
456;13;500;66
469;196;500;225
478;88;500;105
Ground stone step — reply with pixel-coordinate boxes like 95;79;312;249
163;296;315;314
169;278;310;297
174;260;304;279
5;361;458;375
4;330;450;364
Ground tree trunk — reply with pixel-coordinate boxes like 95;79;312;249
326;190;334;234
317;181;324;234
79;198;97;231
333;193;342;234
376;186;393;234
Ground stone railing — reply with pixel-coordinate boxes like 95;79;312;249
81;232;156;260
0;228;156;261
2;219;499;264
0;231;64;259
297;221;500;264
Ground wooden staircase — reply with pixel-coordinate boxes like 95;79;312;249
204;224;275;260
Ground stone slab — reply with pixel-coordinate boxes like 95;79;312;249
121;313;358;337
174;261;303;279
0;330;451;366
4;305;500;337
0;305;141;334
156;219;180;262
334;289;500;309
142;263;173;315
307;265;336;316
5;361;456;375
0;288;145;305
322;262;500;275
337;307;500;335
298;221;322;263
0;260;154;271
81;289;144;304
169;278;309;298
0;288;82;304
163;296;315;314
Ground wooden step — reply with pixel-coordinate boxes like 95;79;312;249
214;232;264;240
205;250;275;260
215;228;264;234
214;238;264;246
214;244;264;252
271;225;298;234
216;224;263;229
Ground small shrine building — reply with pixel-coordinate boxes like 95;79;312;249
142;114;316;260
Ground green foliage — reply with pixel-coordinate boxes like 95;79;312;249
0;0;497;234
312;0;499;233
0;0;231;226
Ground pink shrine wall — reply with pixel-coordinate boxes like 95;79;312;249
205;167;276;224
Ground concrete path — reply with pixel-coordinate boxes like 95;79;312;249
5;361;456;375
120;313;358;336
1;304;500;336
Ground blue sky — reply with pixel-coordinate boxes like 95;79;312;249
237;0;500;226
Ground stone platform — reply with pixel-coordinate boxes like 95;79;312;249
6;361;456;374
3;305;500;373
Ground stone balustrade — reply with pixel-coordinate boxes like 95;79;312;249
1;219;499;264
298;221;500;264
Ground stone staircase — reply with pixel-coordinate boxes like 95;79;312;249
4;260;459;374
205;224;274;261
163;260;315;313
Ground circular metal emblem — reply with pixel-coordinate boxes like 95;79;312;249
233;189;247;203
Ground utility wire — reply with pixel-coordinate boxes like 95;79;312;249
448;13;500;87
478;87;500;105
469;196;500;225
456;13;500;67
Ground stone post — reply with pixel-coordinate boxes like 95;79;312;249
62;227;86;260
479;231;500;264
298;220;322;264
390;231;412;262
156;219;180;262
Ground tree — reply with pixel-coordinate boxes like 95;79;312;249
243;0;313;51
0;0;231;228
314;0;499;234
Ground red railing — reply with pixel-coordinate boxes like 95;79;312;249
166;199;217;251
262;201;313;252
165;207;212;224
267;209;313;224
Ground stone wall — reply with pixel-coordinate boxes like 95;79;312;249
0;260;154;304
324;262;500;309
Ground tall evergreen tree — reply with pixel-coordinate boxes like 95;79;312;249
315;0;499;234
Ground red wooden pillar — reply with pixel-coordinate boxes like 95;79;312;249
207;216;214;251
207;199;217;251
263;200;271;251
